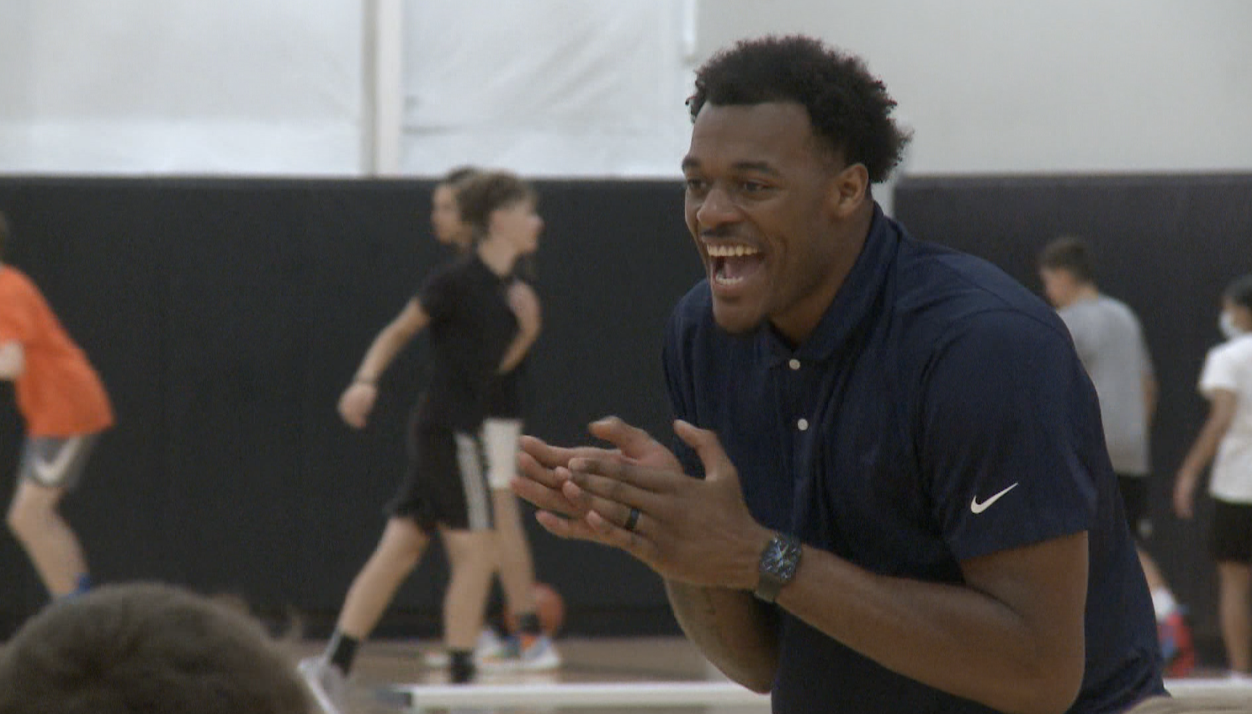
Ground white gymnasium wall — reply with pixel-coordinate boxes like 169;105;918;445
1;1;1248;177
399;0;694;178
0;0;365;175
695;0;1252;176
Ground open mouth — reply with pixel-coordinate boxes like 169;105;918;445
706;243;765;290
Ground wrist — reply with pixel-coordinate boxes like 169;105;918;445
752;531;803;603
353;377;377;387
737;526;775;590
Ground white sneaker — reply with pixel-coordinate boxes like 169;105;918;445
298;657;348;714
517;635;562;671
479;634;562;672
422;628;504;668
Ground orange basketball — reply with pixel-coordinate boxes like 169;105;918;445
504;582;565;637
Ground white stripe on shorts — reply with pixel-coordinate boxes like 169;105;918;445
455;432;492;531
483;418;523;490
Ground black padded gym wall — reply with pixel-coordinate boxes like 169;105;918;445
894;173;1252;656
0;178;701;639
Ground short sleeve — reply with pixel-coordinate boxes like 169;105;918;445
920;311;1099;561
662;306;704;479
416;265;458;323
1056;308;1093;370
1199;345;1238;397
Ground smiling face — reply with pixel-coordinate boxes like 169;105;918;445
682;102;868;340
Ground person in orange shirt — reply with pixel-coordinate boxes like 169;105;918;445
0;211;113;599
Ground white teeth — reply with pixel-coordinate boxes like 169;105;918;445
705;244;760;258
713;274;744;286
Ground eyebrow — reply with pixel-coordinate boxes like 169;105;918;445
680;158;782;176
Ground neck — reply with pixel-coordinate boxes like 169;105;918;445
1059;283;1099;308
476;236;519;277
771;203;874;344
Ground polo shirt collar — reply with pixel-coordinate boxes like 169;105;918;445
757;202;897;366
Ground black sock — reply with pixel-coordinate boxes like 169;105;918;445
516;612;541;636
325;630;360;675
450;649;476;684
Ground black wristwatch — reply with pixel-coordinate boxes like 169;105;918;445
754;533;802;603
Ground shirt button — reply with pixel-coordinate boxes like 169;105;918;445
788;359;801;370
797;418;809;431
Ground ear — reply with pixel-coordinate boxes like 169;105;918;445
487;206;506;235
1237;304;1252;330
826;163;870;219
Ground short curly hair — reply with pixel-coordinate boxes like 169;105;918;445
687;35;911;184
0;582;308;714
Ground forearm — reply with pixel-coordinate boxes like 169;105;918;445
498;322;539;373
354;327;408;382
665;580;779;693
777;548;1081;714
1180;417;1229;477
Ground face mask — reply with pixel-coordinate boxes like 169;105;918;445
1220;311;1246;340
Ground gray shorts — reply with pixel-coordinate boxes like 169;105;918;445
18;434;100;490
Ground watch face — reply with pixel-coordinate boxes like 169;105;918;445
763;536;801;580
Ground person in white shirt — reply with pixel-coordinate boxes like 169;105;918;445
1174;273;1252;680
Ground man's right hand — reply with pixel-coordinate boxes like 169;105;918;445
338;382;378;429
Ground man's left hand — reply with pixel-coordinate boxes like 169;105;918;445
561;419;772;590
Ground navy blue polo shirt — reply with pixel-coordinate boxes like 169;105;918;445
662;205;1163;713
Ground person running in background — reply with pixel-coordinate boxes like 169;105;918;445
1039;236;1194;676
299;171;543;711
428;167;560;670
1174;274;1252;683
0;210;113;602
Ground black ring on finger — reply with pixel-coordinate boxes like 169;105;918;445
624;507;641;533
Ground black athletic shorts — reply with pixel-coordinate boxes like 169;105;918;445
387;417;494;533
1116;474;1151;541
1210;499;1252;564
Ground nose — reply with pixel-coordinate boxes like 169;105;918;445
694;185;739;233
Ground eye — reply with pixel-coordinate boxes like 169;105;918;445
738;180;768;193
684;177;708;193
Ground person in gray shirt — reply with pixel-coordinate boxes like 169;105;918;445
1040;236;1195;676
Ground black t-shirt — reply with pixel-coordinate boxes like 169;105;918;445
414;253;518;430
484;360;525;419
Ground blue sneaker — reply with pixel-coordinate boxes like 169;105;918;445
1158;610;1195;678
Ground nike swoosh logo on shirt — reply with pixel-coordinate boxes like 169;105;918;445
32;437;84;485
970;482;1019;514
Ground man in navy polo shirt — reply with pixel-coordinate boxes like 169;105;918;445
513;35;1163;713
